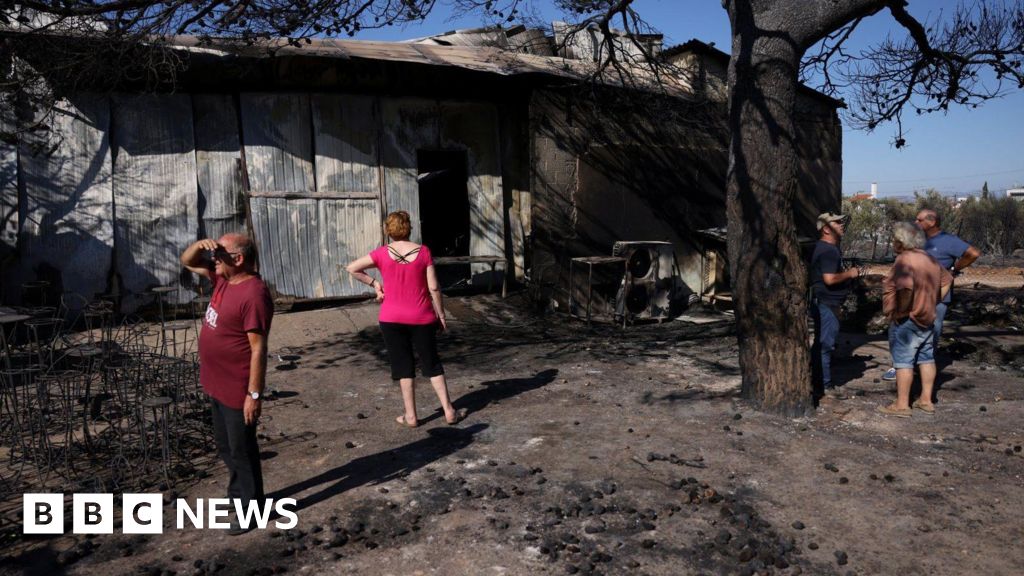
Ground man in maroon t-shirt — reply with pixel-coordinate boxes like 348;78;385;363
181;233;273;534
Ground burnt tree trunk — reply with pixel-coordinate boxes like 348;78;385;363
725;3;813;415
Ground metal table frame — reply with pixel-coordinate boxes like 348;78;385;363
568;256;627;326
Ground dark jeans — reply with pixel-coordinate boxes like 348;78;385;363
811;302;840;391
210;397;264;504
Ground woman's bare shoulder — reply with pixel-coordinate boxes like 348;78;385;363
390;240;420;250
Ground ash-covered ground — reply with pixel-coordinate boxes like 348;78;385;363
3;280;1023;576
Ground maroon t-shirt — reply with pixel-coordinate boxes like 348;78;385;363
198;274;273;409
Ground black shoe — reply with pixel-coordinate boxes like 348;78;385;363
227;521;252;536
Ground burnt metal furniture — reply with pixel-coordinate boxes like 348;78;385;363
568;256;627;326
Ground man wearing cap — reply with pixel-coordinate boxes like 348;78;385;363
881;209;981;380
809;212;862;398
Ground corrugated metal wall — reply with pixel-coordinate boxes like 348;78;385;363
250;197;321;297
319;199;383;295
242;93;385;299
1;91;506;307
240;93;315;195
311;94;379;196
311;94;383;296
381;98;439;243
13;96;114;303
112;94;199;310
441;102;504;276
0;107;17;268
193;94;247;242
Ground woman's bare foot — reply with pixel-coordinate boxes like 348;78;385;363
396;414;418;428
444;407;467;425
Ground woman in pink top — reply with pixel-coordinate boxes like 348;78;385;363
346;211;463;427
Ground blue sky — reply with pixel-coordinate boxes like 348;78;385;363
353;0;1024;198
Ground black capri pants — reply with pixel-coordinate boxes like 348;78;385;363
379;322;445;380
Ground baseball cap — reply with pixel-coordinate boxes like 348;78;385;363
816;212;848;231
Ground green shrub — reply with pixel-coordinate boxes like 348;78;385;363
840;189;1024;258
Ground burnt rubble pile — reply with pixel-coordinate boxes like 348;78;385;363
231;467;842;576
0;307;216;498
842;277;1022;335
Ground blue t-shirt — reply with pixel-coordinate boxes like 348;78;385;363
809;241;849;307
925;231;969;303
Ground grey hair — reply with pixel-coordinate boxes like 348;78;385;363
893;221;926;250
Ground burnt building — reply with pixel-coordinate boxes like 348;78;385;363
0;26;842;316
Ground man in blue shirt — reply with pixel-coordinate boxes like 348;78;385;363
810;212;862;398
882;209;981;380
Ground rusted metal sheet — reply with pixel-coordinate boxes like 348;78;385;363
507;28;555;56
13;95;113;303
311;94;380;197
193;94;246;239
380;98;439;243
166;36;698;97
111;94;198;311
239;93;315;194
414;27;510;49
440;102;504;279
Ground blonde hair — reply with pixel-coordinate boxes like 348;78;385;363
384;211;412;241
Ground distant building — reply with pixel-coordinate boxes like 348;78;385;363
1007;188;1024;201
847;182;877;202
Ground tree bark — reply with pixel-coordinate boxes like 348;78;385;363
725;2;813;416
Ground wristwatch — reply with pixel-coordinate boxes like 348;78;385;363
249;391;261;400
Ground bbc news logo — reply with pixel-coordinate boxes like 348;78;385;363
23;494;298;534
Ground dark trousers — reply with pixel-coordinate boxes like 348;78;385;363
210;397;264;504
379;322;445;380
811;302;840;394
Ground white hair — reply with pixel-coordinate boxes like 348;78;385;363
893;221;925;250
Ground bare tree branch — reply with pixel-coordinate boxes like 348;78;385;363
831;1;1024;147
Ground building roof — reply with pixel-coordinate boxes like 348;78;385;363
163;35;697;98
7;26;838;106
661;39;845;109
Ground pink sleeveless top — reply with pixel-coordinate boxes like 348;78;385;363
369;244;437;325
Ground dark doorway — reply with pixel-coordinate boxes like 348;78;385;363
417;150;470;287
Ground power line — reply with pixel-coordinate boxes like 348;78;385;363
843;167;1024;185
